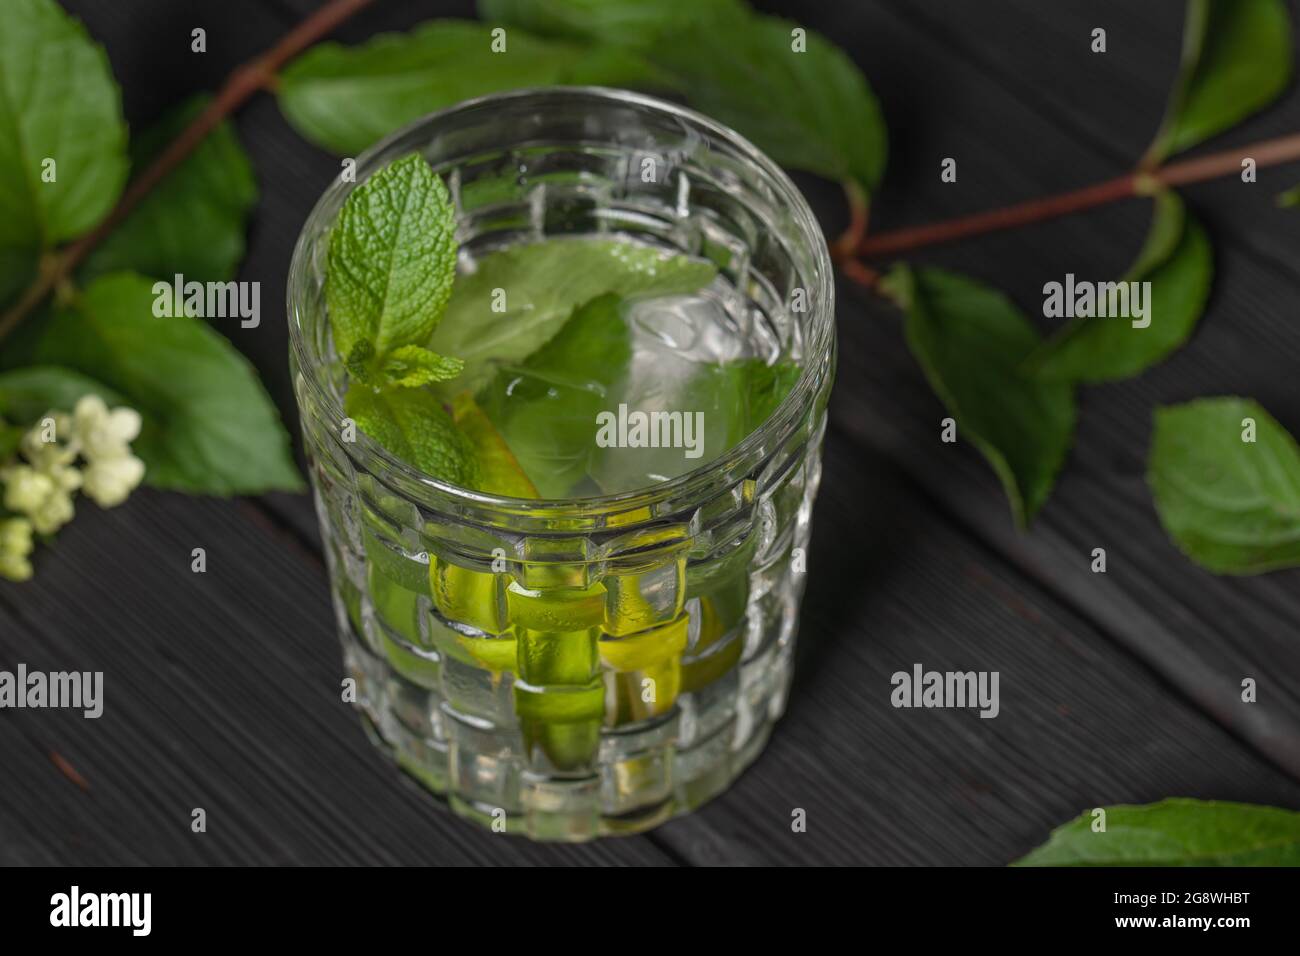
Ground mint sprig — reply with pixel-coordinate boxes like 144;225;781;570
326;152;461;376
326;152;481;484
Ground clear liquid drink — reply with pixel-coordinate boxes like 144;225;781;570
289;89;835;840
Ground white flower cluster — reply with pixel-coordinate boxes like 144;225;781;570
0;396;146;581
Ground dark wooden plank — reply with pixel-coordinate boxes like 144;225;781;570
0;495;675;865
0;606;102;867
648;436;1300;865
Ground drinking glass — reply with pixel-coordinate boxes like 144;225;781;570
288;87;835;840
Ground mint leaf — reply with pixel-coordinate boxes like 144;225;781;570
1;272;302;494
432;238;716;394
738;359;801;432
0;365;124;424
279;20;669;156
479;293;630;497
479;0;745;47
0;246;37;312
81;96;257;284
344;385;478;488
327;153;458;368
1146;0;1292;163
1148;397;1300;574
1028;191;1213;383
645;14;887;193
376;345;464;389
884;265;1076;526
0;0;128;295
1014;799;1300;866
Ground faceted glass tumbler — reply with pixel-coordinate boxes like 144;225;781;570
288;88;835;840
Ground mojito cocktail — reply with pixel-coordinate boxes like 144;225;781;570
289;89;834;840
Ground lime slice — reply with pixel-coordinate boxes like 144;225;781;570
515;679;604;770
451;391;538;498
516;626;600;686
598;614;689;672
456;632;518;673
431;557;509;634
368;562;423;646
507;580;605;631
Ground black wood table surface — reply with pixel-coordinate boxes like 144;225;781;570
2;0;1298;866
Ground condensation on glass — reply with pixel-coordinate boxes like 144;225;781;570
288;88;835;840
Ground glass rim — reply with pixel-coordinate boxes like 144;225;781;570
287;85;835;516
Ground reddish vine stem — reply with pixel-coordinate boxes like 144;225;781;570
0;0;376;344
847;130;1300;264
831;179;869;260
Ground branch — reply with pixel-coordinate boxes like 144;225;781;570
0;0;377;343
831;179;869;260
852;131;1300;260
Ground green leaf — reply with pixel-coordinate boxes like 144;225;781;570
0;365;124;424
1027;191;1213;383
478;0;746;47
883;265;1076;526
327;153;458;365
344;384;478;488
1;272;303;494
1277;183;1300;208
1014;799;1300;866
375;345;464;389
742;359;802;431
1148;397;1300;574
432;238;716;394
479;293;630;497
1146;0;1292;163
0;422;21;461
0;0;128;296
80;96;258;284
645;14;887;192
450;391;537;498
0;247;38;312
278;20;670;156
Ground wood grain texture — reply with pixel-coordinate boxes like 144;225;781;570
3;0;1296;866
649;439;1300;865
